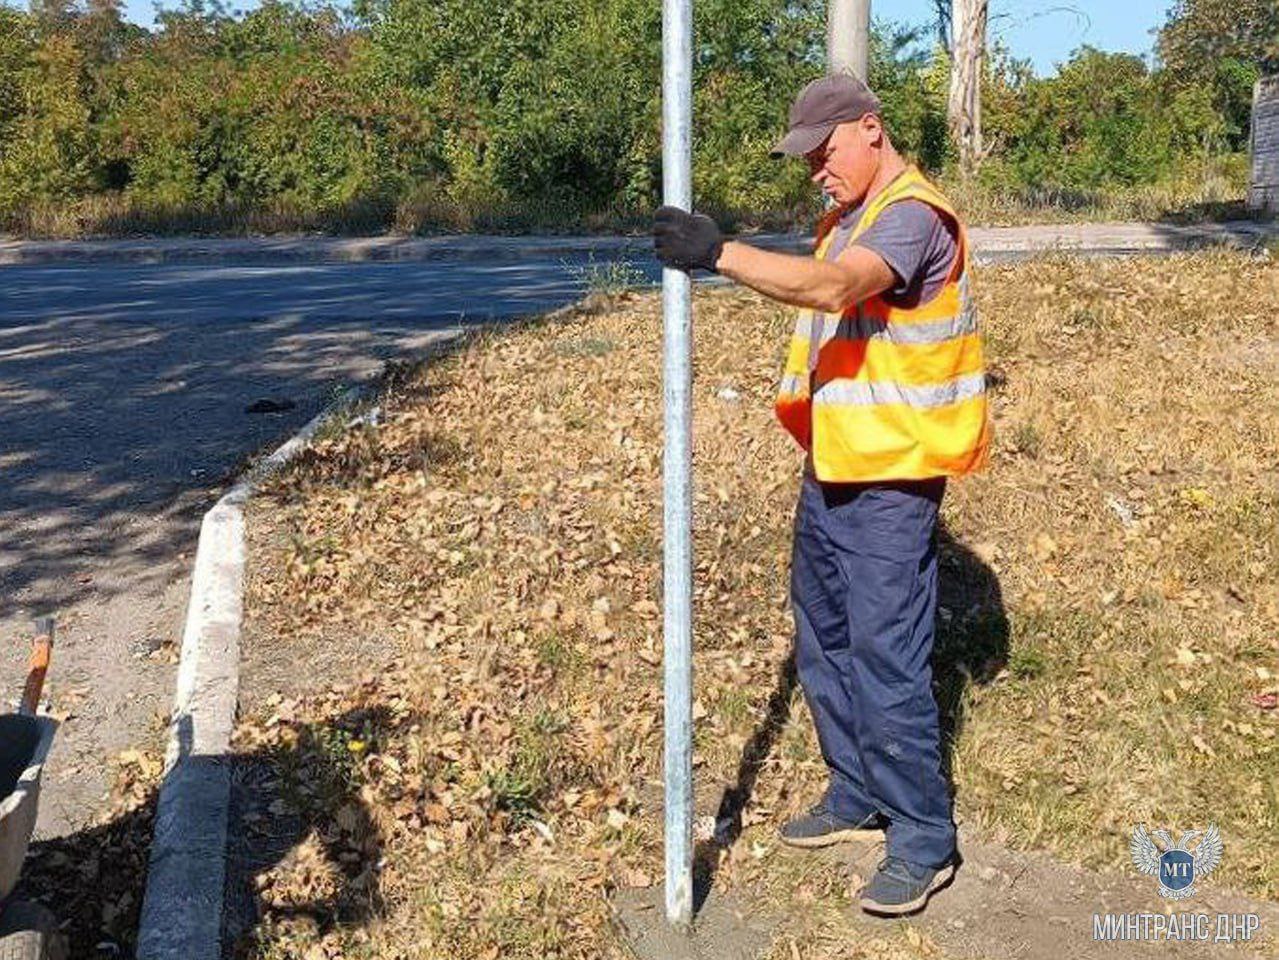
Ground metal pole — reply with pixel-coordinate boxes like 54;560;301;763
661;0;693;932
827;0;870;80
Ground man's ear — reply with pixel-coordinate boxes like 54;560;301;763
862;113;885;147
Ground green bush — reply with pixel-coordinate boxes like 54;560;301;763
0;0;1269;235
0;29;95;209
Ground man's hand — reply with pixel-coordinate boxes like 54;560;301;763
653;206;725;273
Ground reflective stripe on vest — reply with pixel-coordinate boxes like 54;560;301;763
774;167;991;482
811;371;987;408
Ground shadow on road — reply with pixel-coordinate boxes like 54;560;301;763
0;257;611;619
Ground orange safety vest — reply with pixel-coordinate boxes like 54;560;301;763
774;166;991;483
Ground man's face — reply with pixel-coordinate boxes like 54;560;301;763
804;115;882;206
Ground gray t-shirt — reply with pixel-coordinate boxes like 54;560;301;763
836;198;958;307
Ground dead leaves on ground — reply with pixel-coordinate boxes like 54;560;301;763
13;747;164;957
243;252;1279;956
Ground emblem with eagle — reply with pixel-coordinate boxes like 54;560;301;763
1130;823;1224;899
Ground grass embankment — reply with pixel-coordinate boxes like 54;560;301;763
0;158;1260;239
943;155;1256;226
237;251;1279;958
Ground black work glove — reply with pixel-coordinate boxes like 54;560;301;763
653;206;725;273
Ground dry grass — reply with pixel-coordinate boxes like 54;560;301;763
0;190;763;240
947;254;1279;883
239;251;1279;958
939;155;1259;226
0;193;399;239
2;155;1266;239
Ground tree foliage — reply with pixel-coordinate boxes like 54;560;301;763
1158;0;1279;80
0;0;1266;229
1156;0;1273;154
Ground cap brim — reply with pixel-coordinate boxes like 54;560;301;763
769;123;835;159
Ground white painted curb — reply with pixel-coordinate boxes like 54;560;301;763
135;383;367;960
1;221;1274;267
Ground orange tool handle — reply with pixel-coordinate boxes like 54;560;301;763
19;618;54;717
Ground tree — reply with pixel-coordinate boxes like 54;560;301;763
869;23;948;171
1157;0;1279;80
28;0;76;29
79;0;135;65
1156;0;1274;154
987;47;1205;191
0;7;37;136
927;0;950;53
0;29;96;211
947;0;987;176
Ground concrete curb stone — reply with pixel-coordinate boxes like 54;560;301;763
1;221;1275;267
133;375;400;960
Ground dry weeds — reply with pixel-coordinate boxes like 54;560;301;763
239;250;1279;958
2;154;1260;239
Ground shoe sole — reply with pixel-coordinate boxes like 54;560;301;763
778;825;885;849
859;863;956;916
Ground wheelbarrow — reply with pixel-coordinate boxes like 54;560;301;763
0;619;64;960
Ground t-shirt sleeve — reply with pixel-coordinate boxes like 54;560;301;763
851;199;958;306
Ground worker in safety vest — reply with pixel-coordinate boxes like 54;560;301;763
652;73;989;917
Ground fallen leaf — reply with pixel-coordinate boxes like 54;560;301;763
621;866;651;888
1191;735;1215;757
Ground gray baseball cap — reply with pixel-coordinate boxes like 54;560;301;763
770;73;883;158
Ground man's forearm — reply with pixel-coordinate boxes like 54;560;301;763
716;239;890;313
716;241;849;311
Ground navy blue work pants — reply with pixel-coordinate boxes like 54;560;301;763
790;472;956;867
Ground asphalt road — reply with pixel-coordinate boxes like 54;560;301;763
2;254;625;606
0;253;620;835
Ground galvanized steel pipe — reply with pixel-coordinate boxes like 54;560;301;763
661;0;694;931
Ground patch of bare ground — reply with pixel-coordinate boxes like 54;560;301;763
234;251;1279;959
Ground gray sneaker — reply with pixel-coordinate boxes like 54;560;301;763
779;802;887;848
859;855;957;916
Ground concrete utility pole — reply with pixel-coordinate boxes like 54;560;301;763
661;0;694;932
1249;75;1279;212
828;0;870;80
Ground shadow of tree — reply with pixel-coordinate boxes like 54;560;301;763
0;255;604;623
690;520;1008;917
11;708;390;959
223;707;394;956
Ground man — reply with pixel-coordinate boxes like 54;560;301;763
652;73;990;917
